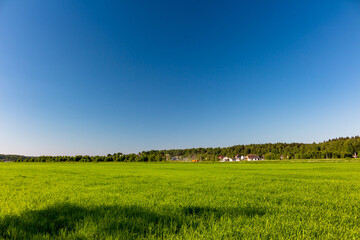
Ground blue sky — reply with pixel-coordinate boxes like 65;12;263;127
0;0;360;156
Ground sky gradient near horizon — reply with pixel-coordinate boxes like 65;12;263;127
1;0;360;156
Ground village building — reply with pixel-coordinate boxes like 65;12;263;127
220;156;235;162
246;154;261;161
220;154;262;162
235;154;244;161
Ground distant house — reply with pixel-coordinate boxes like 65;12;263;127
354;152;358;158
235;155;244;161
222;157;230;162
220;157;234;162
246;154;261;161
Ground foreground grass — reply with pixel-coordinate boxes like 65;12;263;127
1;161;360;239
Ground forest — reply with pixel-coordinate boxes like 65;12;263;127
3;136;360;162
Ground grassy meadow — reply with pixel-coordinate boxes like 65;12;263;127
1;161;360;239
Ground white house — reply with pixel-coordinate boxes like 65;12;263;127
221;157;235;162
246;154;261;161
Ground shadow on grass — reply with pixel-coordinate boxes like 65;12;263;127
0;203;266;239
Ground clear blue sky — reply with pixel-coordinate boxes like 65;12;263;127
0;0;359;156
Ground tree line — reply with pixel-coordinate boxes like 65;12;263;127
3;136;360;162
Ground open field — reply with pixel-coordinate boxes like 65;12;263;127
1;161;360;239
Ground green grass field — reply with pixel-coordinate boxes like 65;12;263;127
1;161;360;239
